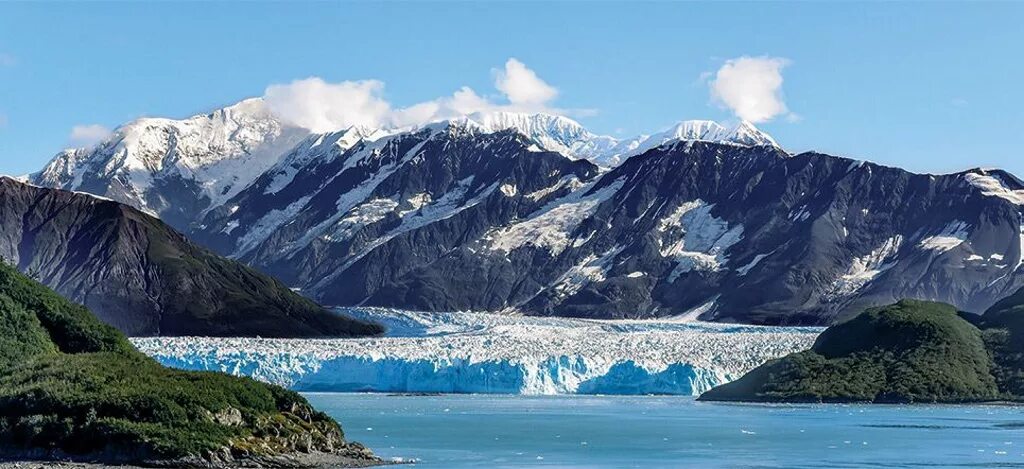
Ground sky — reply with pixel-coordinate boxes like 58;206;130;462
0;2;1022;177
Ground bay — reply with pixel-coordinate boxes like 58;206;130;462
306;393;1024;468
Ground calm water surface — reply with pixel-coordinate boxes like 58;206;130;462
305;393;1024;468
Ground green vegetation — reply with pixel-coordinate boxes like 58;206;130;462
699;300;1005;403
0;262;363;465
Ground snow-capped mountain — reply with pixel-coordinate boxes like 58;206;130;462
33;98;310;228
189;119;1024;325
32;98;782;235
27;98;1024;325
462;111;620;162
452;112;779;167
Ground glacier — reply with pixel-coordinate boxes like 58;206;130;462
132;309;820;396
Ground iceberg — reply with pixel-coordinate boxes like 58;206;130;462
132;309;820;396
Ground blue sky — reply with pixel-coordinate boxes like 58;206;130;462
0;2;1022;177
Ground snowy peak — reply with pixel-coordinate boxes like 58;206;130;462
456;111;618;161
724;121;779;147
468;111;593;143
310;125;389;151
634;120;778;154
428;112;779;168
33;98;311;223
661;120;729;141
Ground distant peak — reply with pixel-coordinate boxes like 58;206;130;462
723;120;778;147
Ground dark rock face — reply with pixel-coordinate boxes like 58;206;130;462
193;129;1023;325
0;177;382;337
32;116;1024;326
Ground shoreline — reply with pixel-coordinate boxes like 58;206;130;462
0;448;393;469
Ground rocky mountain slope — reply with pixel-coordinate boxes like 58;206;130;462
0;177;382;337
0;261;378;466
30;99;1024;325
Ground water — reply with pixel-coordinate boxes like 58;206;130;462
306;393;1024;468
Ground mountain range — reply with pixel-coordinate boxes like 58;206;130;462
25;98;1024;326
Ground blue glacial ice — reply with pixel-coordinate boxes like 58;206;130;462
132;309;821;396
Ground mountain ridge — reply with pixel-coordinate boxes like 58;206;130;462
24;99;1024;325
0;176;383;337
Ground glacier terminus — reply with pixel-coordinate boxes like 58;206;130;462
133;308;820;396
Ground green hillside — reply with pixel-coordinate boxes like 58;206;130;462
0;262;376;465
699;300;1003;403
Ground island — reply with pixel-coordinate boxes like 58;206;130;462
0;262;380;467
699;297;1024;404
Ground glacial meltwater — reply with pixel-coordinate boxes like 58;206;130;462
307;393;1024;468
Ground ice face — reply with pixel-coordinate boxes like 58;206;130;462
132;309;821;396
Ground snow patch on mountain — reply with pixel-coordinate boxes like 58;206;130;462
550;246;625;299
483;179;624;255
656;200;744;281
234;196;312;256
965;171;1024;205
735;253;769;276
826;235;903;298
919;222;970;252
325;198;400;242
132;308;821;395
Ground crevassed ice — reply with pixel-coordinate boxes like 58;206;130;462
132;308;820;396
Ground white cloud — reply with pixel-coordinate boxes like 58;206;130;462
494;58;558;108
69;124;112;147
709;56;791;123
263;58;568;132
263;78;392;133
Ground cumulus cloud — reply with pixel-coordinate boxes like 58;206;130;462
263;58;568;132
263;78;392;133
69;124;112;147
709;56;791;123
495;58;558;108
